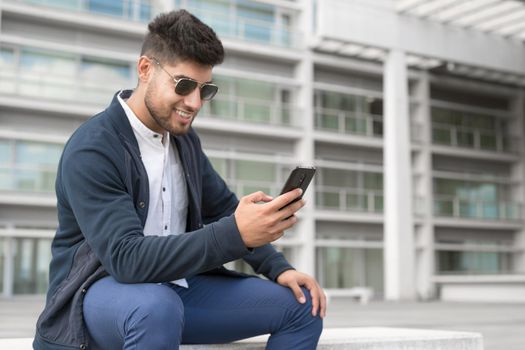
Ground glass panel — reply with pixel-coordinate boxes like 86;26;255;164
209;157;227;178
237;1;274;44
432;126;451;145
19;49;76;99
434;199;453;216
0;140;12;164
316;247;383;294
80;57;131;103
437;251;511;274
13;238;51;294
235;160;275;182
87;0;125;17
480;133;497;151
364;249;383;294
15;142;62;166
316;191;339;209
0;238;4;294
317;247;359;288
13;238;35;294
457;130;474;148
0;47;16;93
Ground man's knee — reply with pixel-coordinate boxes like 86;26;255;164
283;287;323;329
125;284;185;348
130;286;184;328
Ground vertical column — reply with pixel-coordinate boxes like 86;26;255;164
383;49;415;300
413;71;436;299
512;89;525;272
293;0;315;276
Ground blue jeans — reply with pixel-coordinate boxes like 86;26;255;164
83;274;323;349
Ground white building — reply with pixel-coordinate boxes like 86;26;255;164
1;0;525;302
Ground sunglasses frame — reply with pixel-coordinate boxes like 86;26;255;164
149;56;219;101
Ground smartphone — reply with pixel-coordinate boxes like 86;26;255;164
279;166;316;208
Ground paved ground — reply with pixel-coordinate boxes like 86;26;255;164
1;296;524;350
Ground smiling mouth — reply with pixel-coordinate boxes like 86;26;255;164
175;109;193;120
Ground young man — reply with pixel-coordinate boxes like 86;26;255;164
34;10;325;350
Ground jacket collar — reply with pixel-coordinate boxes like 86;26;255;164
106;90;141;155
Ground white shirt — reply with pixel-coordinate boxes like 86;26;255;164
118;92;189;288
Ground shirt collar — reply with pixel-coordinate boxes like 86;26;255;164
117;90;166;144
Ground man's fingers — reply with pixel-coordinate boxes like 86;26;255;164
289;281;306;304
266;188;303;211
244;191;273;203
320;288;327;318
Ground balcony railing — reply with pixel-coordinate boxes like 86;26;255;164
15;0;156;22
316;186;383;213
314;107;383;138
0;166;57;193
434;195;521;221
432;123;519;154
225;180;281;197
176;3;300;48
0;70;129;105
201;95;297;127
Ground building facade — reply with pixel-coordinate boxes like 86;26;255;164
1;0;525;302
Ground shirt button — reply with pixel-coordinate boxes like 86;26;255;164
153;134;159;138
138;201;145;209
163;187;166;192
164;225;168;230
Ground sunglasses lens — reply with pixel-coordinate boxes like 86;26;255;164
175;78;198;96
200;84;218;101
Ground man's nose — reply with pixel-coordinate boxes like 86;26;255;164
183;88;202;110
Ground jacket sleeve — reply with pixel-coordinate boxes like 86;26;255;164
197;140;295;281
60;130;251;284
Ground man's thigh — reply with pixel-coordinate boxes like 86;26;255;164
172;274;308;344
83;276;184;349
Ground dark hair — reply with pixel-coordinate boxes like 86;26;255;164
141;10;224;66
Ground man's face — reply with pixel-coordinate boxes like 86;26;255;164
144;60;213;135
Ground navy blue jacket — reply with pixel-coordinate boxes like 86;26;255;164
33;91;294;350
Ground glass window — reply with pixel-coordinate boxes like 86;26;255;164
209;157;227;178
13;238;52;294
237;1;274;43
316;247;383;294
87;0;125;17
0;238;4;294
80;57;131;103
235;160;275;182
436;251;511;274
19;49;76;99
0;47;16;93
15;142;62;167
0;140;12;165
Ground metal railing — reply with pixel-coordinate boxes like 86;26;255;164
201;95;297;127
15;0;156;22
432;123;519;154
176;3;301;48
0;69;129;105
0;166;57;193
433;194;521;221
316;186;383;213
314;107;383;138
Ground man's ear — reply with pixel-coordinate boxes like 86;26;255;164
136;56;153;83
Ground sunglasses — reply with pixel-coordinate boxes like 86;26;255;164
150;57;219;101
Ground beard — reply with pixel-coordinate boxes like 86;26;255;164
143;81;196;136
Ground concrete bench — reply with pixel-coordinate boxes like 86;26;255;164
0;327;483;349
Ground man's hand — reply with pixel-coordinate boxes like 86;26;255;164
234;189;305;248
276;270;327;319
